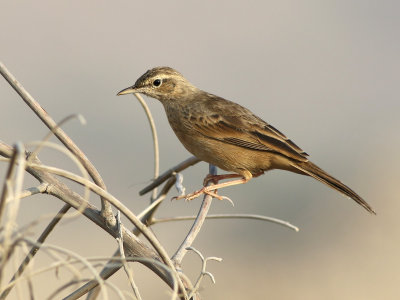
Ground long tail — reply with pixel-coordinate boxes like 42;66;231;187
290;160;376;214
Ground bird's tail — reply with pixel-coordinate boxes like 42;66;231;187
289;160;375;214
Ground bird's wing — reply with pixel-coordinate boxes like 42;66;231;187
192;96;308;162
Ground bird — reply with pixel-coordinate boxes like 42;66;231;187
117;66;375;214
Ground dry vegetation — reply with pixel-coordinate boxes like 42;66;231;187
0;62;298;299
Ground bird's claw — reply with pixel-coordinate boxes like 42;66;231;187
172;187;208;201
203;190;235;206
172;186;234;206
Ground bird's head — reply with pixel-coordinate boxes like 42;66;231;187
117;67;198;102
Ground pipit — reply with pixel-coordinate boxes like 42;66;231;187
117;67;375;214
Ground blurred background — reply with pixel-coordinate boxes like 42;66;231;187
1;1;399;299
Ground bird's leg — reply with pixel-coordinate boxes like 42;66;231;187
201;173;249;200
203;173;243;186
203;171;263;187
175;170;257;201
202;176;250;194
180;177;250;201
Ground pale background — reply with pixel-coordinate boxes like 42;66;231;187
1;1;399;299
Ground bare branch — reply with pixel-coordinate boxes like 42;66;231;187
0;61;114;225
59;256;180;300
154;213;299;232
116;211;142;300
0;60;301;299
26;140;92;217
131;93;160;200
0;145;18;223
23;161;188;298
0;136;101;299
29;114;86;162
139;156;200;196
172;164;216;268
74;177;177;299
0;142;27;286
186;247;222;299
0;204;71;299
0;141;184;294
16;183;48;199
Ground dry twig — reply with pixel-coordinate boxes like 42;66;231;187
0;61;114;225
0;61;300;300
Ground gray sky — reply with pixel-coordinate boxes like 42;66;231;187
1;1;399;299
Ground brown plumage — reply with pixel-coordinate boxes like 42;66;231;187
117;67;375;214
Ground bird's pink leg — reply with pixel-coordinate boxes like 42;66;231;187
175;171;263;201
181;177;249;201
203;173;243;185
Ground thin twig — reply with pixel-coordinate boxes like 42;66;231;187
28;114;86;162
0;204;71;299
73;177;177;300
82;94;160;300
139;156;200;196
0;145;18;224
26;140;92;218
3;238;111;300
44;279;108;300
60;256;180;300
132;93;160;201
1;138;94;294
16;183;48;199
24;162;188;299
172;164;216;268
186;247;222;299
141;176;176;224
153;213;299;232
0;143;26;286
0;141;181;294
116;211;142;300
7;142;26;226
0;61;114;225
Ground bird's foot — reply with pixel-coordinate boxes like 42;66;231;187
205;190;235;206
172;186;234;206
172;186;213;201
172;172;247;204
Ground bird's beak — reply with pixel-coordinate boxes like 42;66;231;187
117;86;138;96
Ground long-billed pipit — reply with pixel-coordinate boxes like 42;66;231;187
117;67;375;214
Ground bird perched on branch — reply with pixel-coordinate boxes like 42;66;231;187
117;66;375;214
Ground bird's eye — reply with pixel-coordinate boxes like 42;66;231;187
153;79;162;87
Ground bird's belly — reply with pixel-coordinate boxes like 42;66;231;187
174;129;273;175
